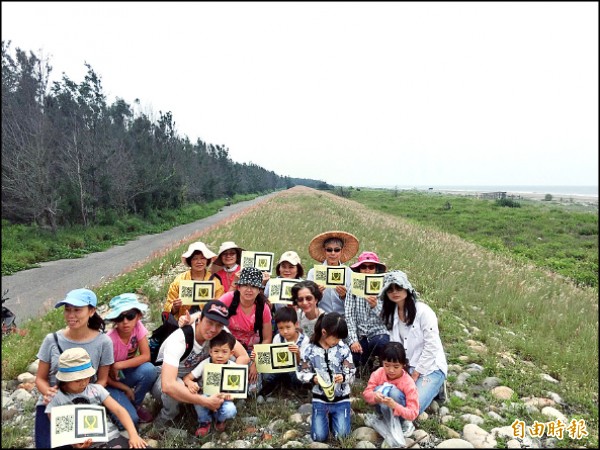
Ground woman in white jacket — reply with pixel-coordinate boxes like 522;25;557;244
377;270;447;413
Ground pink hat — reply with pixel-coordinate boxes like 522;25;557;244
350;251;387;272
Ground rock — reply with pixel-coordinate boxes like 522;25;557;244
436;438;475;448
441;415;455;424
356;441;377;448
2;393;14;408
267;418;286;431
440;425;460;439
282;441;304;448
17;382;36;392
289;413;303;423
17;372;36;383
352;427;380;443
10;388;33;403
458;356;470;363
546;391;564;404
523;397;556;408
481;377;501;390
28;359;40;375
2;409;19;421
506;439;521;448
145;439;159;448
308;443;330;448
541;406;567;421
230;440;250;448
540;373;559;383
487;411;503;421
417;411;429;421
490;386;514;400
460;414;484;425
456;372;471;386
452;391;467;400
463;423;497;448
241;416;259;425
282;430;302;442
298;403;313;415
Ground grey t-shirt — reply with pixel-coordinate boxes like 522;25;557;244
36;330;114;406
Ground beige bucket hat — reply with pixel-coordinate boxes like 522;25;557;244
213;241;245;267
56;347;97;382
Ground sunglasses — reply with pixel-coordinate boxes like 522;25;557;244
325;247;342;253
114;310;138;322
361;264;377;270
297;296;315;303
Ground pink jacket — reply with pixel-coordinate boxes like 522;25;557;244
362;367;420;420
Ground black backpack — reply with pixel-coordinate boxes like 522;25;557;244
149;312;195;365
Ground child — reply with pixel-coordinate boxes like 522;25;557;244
45;347;147;448
105;294;158;424
297;312;356;442
362;342;420;437
182;330;237;437
253;307;310;397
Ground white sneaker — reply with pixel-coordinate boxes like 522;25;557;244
401;420;415;438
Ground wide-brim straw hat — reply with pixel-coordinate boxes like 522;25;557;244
181;242;217;267
308;231;359;263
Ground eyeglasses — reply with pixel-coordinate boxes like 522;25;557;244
361;264;377;270
387;285;404;293
297;296;315;303
325;247;342;253
114;310;138;322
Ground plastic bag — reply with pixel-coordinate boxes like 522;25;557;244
364;406;406;448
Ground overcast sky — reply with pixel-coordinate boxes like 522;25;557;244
2;2;598;188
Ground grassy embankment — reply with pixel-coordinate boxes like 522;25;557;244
2;186;597;448
1;193;261;276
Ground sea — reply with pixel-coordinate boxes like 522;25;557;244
368;185;598;198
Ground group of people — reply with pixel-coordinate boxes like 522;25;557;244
34;230;448;447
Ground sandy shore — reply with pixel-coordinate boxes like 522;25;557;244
428;189;598;207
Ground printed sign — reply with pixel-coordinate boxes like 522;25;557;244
179;280;215;306
313;265;347;288
253;343;297;373
203;363;248;399
351;272;385;297
267;278;299;305
51;404;108;448
241;251;274;274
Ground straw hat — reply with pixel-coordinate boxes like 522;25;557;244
56;347;96;382
213;241;245;267
308;231;359;263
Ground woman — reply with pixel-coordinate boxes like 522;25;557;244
163;242;224;320
306;231;359;315
34;288;115;448
378;270;447;413
291;280;324;339
219;267;273;388
264;251;305;333
211;241;245;293
345;251;390;377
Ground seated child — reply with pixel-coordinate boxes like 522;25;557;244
105;293;157;424
362;342;420;437
252;307;310;397
182;330;237;437
45;347;146;449
297;312;356;442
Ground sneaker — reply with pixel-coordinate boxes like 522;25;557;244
215;421;226;432
136;406;154;423
401;420;415;438
195;422;211;437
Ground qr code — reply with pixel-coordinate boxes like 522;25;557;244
55;415;74;433
257;352;271;365
206;371;221;387
242;256;254;268
354;279;365;291
270;285;281;297
315;271;326;282
181;286;193;298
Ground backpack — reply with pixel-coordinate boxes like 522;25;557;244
149;312;195;365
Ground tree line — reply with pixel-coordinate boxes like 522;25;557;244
1;41;330;232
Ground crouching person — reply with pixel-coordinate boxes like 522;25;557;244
150;300;249;433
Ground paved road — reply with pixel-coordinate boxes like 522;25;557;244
2;193;278;325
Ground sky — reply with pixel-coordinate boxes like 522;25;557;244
2;2;598;188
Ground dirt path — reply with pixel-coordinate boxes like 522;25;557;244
2;193;279;325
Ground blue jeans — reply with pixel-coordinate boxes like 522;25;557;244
35;404;51;448
106;387;139;429
119;362;158;406
194;397;237;424
374;385;409;424
262;371;303;389
311;399;351;442
352;333;390;372
412;368;446;414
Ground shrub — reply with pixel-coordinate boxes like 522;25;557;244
495;198;521;208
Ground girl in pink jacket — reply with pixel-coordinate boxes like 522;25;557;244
362;342;420;437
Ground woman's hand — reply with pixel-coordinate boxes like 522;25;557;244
366;295;377;308
350;342;363;353
317;284;326;294
262;271;270;286
335;285;347;299
72;438;93;448
43;386;58;405
171;298;182;314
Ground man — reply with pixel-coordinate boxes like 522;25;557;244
151;300;250;428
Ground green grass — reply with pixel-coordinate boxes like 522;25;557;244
348;189;598;289
2;187;597;448
1;193;261;276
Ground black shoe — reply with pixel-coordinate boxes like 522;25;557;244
259;381;278;397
